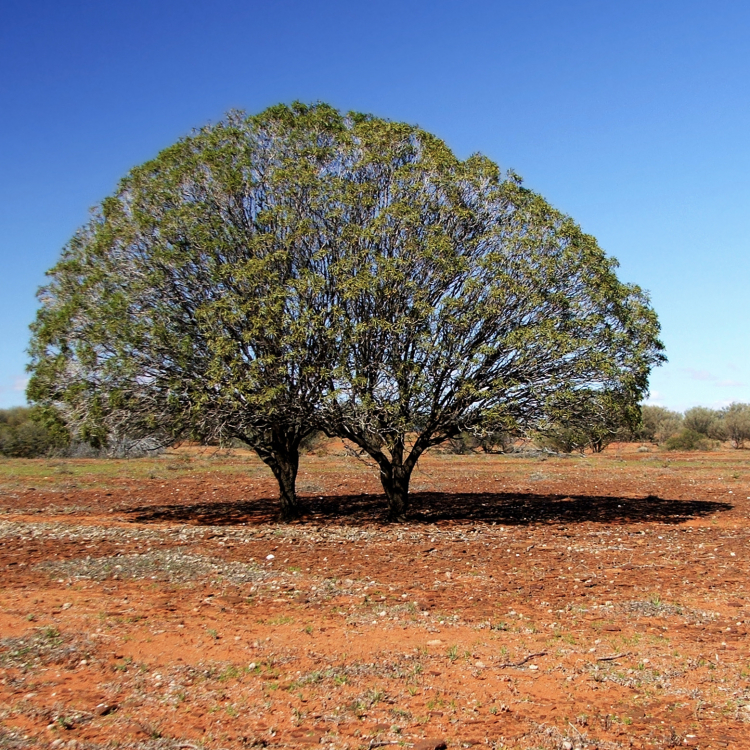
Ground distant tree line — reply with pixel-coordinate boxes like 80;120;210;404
0;406;164;459
0;407;66;457
638;403;750;451
5;401;749;460
440;402;750;455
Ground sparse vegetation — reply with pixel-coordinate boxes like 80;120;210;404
0;447;749;746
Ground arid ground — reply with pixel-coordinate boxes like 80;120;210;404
2;444;750;750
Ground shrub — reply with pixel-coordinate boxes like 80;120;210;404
0;407;65;457
664;428;713;451
534;426;588;454
722;403;750;449
476;431;517;454
683;406;725;440
639;405;683;444
299;430;329;454
444;430;517;454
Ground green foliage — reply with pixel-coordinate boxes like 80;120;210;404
664;428;713;451
27;101;665;520
638;405;682;444
534;425;588;454
445;432;483;455
683;406;725;440
722;403;750;449
27;103;348;517
536;389;638;453
312;113;664;516
0;407;67;458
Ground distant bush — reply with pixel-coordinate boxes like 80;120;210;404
444;430;517;454
534;426;588;454
639;405;683;444
683;406;726;440
723;403;750;449
299;430;329;454
664;428;714;451
0;407;66;457
477;431;517;454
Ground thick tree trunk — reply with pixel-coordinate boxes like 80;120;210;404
250;428;305;522
337;428;433;522
267;449;301;521
379;463;413;521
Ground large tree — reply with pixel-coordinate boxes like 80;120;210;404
28;102;665;522
27;104;344;520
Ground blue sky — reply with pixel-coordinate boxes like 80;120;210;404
1;0;748;411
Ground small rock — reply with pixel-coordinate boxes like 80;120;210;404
562;742;573;750
474;660;485;668
426;639;443;646
94;703;117;716
266;554;275;560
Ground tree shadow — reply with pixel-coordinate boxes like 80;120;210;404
125;491;732;527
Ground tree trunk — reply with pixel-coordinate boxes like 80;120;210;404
379;463;412;521
250;428;304;522
267;449;301;521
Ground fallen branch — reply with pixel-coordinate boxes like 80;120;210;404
596;652;629;662
497;651;547;668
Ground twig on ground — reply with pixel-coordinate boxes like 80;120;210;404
568;721;585;739
497;651;547;668
596;652;629;662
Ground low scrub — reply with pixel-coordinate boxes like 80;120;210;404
664;428;715;451
0;407;64;458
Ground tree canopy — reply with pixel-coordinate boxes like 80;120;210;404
28;102;665;520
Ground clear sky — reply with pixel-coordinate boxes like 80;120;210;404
1;0;748;411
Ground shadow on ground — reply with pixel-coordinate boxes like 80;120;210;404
126;491;733;527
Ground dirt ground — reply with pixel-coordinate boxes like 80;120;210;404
2;443;750;750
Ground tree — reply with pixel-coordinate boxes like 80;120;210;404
639;405;682;444
28;102;665;522
313;117;665;518
683;406;725;440
723;403;750;449
28;104;344;520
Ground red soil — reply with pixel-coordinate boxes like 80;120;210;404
1;445;749;749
